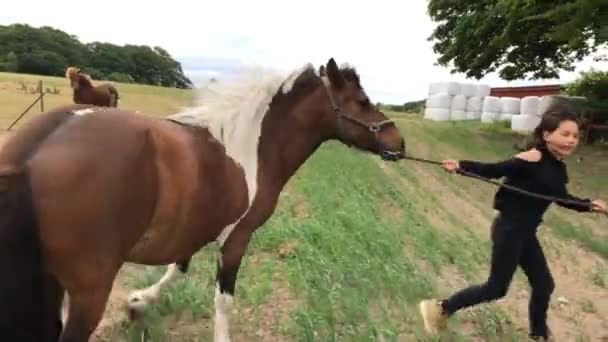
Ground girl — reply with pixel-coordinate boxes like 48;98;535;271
418;109;607;341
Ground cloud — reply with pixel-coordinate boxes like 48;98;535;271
3;0;605;104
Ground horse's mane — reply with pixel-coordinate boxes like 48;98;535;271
167;63;315;135
65;67;93;88
167;62;361;133
166;61;360;207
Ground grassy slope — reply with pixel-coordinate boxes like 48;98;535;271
1;73;606;341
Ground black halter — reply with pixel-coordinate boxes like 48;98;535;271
320;76;395;147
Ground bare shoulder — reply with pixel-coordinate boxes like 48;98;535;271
514;148;542;162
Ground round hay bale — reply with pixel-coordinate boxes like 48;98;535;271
481;112;499;123
498;113;514;122
424;108;451;121
475;84;491;98
521;96;540;116
425;93;452;109
511;114;542;133
450;110;467;121
500;97;521;114
460;83;477;97
465;111;482;120
466;96;483;112
451;95;467;111
482;96;501;113
428;81;461;96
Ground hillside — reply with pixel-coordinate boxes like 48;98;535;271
1;72;606;341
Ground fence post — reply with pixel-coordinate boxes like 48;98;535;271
39;80;45;112
6;79;45;131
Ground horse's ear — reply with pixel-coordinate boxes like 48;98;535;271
326;58;345;89
318;65;326;76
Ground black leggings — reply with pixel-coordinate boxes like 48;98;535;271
441;214;555;338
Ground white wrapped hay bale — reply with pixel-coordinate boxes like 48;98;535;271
424;108;451;121
481;112;499;123
537;95;587;116
538;96;552;116
498;113;514;121
466;96;483;112
511;114;541;133
425;93;452;109
475;84;491;98
500;97;521;114
460;83;477;97
520;96;540;116
450;110;467;121
428;81;461;96
482;96;501;113
465;111;482;120
451;95;467;111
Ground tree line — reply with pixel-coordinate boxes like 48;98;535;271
0;23;193;89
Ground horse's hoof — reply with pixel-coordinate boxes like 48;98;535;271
128;305;144;321
127;291;149;321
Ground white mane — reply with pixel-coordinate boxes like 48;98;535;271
167;62;315;207
167;62;315;140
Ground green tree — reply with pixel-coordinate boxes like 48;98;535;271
0;51;19;72
0;23;192;88
565;69;608;122
427;0;607;80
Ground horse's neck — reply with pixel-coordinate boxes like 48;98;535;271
257;110;327;193
77;77;93;89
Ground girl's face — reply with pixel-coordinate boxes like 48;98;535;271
543;119;579;158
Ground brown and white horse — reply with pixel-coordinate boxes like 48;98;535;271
65;67;119;107
0;58;405;342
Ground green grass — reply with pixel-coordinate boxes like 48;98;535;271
1;73;606;341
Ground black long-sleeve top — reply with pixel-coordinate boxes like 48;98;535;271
458;147;592;226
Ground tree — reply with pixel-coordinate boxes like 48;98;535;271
564;68;608;123
0;23;193;88
427;0;608;80
0;52;19;72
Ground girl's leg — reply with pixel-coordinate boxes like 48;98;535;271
420;215;524;334
519;234;555;340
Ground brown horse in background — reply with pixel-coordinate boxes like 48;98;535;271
0;58;405;342
65;67;119;107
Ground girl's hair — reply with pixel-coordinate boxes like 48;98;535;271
522;108;580;150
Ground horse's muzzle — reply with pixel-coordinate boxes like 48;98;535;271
380;139;405;161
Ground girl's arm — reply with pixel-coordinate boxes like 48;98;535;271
457;158;527;179
554;187;593;212
442;149;539;179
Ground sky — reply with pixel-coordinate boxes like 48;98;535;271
2;0;606;104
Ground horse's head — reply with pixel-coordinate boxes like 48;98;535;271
65;67;81;89
317;58;405;161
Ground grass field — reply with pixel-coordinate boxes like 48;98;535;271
1;72;607;341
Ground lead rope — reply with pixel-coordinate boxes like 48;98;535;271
400;155;607;217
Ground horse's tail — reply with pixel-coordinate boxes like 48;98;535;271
0;166;47;341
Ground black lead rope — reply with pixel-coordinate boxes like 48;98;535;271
399;155;607;217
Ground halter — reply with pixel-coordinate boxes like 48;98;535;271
320;76;395;147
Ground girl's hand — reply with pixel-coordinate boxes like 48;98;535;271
591;199;607;213
441;160;460;173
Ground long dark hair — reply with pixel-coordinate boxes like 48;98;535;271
521;109;580;150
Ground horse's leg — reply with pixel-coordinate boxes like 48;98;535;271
127;259;190;318
58;270;117;342
214;230;253;342
42;274;65;342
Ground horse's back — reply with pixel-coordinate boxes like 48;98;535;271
23;106;249;268
27;108;161;278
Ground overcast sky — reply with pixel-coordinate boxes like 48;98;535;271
2;1;605;103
